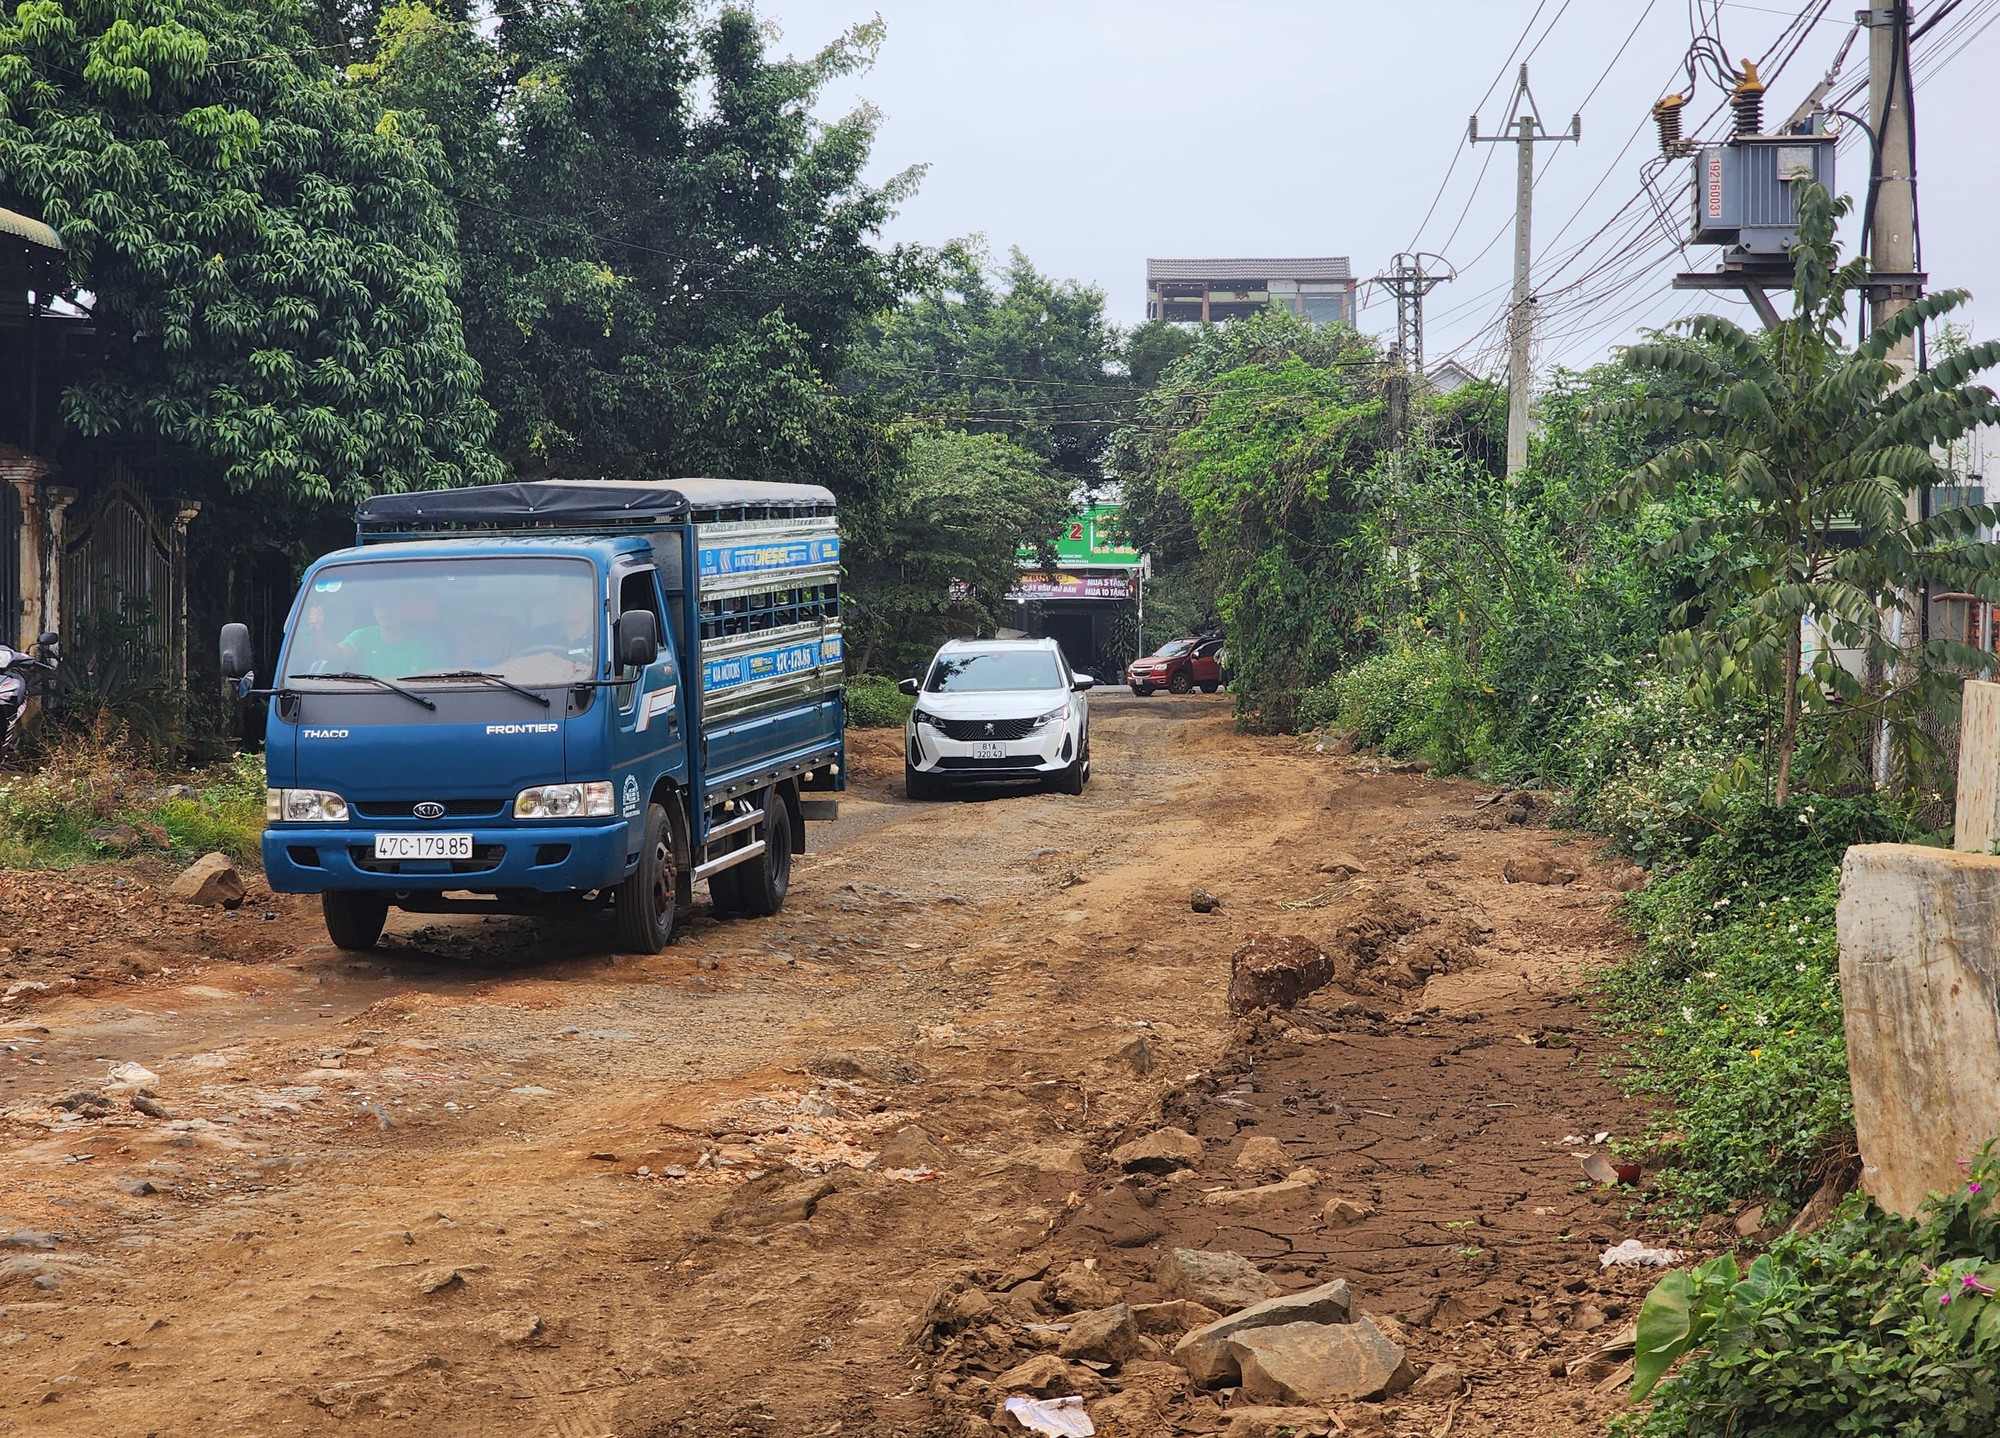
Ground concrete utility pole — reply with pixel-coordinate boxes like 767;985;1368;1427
1862;4;1923;786
1866;4;1918;377
1471;65;1578;476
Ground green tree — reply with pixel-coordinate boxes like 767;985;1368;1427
0;0;498;503
847;242;1124;484
1109;310;1386;726
843;425;1068;675
359;1;917;494
1604;186;2000;803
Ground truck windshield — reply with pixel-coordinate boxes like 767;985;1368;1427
926;651;1066;693
284;557;602;686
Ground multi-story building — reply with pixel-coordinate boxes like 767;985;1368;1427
1145;257;1357;327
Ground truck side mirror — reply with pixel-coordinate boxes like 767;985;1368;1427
616;609;660;669
219;623;253;681
897;678;920;696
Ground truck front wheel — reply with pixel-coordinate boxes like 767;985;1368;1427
615;801;678;953
322;891;388;951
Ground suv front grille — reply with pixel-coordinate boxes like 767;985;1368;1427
934;716;1039;742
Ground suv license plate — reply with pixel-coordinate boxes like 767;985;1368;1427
972;742;1008;760
373;833;473;860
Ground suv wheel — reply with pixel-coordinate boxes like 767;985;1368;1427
1168;670;1194;695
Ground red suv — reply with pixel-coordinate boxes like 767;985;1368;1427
1127;636;1225;695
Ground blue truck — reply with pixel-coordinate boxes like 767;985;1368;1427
218;478;845;954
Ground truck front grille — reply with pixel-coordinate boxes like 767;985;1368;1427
350;798;508;820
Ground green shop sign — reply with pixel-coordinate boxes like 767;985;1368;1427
1019;503;1141;567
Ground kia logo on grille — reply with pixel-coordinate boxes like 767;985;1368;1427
412;801;446;820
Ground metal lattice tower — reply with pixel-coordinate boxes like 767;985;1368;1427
1371;252;1455;376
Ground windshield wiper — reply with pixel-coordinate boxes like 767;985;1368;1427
288;670;437;711
400;670;552;708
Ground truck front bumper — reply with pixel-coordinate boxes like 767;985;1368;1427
263;822;631;896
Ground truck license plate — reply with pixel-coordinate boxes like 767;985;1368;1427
372;833;473;860
972;742;1008;760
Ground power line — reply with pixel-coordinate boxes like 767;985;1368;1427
1405;0;1560;252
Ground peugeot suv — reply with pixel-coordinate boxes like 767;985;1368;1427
900;638;1093;799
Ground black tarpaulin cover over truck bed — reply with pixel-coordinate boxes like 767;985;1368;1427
355;479;837;529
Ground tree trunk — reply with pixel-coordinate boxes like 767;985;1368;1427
1775;620;1803;806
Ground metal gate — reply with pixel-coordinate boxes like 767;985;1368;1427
61;468;182;682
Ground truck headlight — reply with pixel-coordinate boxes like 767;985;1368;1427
514;782;615;819
268;788;348;823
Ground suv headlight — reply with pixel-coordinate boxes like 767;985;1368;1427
268;788;348;823
1032;704;1069;728
514;782;615;819
911;708;947;729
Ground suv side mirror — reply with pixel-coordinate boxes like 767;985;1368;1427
616;609;661;669
897;678;920;696
1072;674;1097;691
219;622;253;681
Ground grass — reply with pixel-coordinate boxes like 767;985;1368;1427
0;727;265;869
1599;866;1851;1215
844;673;915;729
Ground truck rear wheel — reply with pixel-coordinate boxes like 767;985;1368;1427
322;891;388;951
614;801;678;953
734;791;793;917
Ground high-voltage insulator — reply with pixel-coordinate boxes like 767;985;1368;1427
1652;92;1690;157
1730;59;1765;137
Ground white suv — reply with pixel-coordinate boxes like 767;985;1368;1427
900;638;1094;799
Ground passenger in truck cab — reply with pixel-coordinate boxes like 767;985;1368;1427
298;588;446;677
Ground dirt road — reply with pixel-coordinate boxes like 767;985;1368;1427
0;694;1675;1436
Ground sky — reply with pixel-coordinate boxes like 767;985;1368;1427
765;0;1999;377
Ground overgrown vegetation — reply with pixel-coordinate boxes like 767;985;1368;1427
0;726;264;869
1598;796;1901;1212
842;673;913;729
1620;1150;2000;1436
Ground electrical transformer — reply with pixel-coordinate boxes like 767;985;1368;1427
1689;134;1837;261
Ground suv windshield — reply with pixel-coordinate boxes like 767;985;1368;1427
285;557;601;686
926;650;1065;693
1156;640;1194;658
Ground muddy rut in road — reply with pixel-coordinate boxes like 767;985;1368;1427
0;695;1673;1436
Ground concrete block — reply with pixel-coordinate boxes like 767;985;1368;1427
1955;679;2000;853
1838;843;2000;1216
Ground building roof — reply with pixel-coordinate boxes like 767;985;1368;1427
0;205;65;293
1147;257;1353;284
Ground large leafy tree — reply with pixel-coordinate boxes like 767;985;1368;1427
0;0;498;502
846;242;1126;485
842;424;1068;674
360;1;916;493
1606;186;2000;802
1110;310;1387;727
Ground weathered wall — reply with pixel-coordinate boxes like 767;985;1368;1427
1838;843;2000;1217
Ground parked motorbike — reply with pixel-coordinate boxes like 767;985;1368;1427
0;631;60;754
